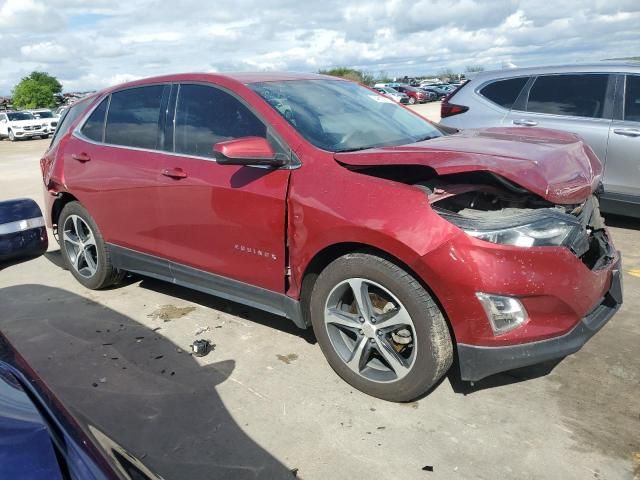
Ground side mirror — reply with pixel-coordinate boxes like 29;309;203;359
0;199;48;270
214;137;286;167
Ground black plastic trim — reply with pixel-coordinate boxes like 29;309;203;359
457;257;622;382
600;191;640;218
108;243;306;328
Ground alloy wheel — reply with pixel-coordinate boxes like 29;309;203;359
63;214;99;278
323;278;417;383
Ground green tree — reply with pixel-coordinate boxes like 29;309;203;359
465;65;485;73
318;67;375;85
12;71;62;109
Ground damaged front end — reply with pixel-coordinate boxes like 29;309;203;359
421;172;615;270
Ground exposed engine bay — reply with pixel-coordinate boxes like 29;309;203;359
348;165;614;270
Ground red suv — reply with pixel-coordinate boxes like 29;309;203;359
41;73;622;401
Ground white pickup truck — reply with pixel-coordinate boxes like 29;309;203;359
0;111;49;141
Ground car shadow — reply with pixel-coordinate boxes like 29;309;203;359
43;249;316;344
0;284;297;480
137;277;316;344
446;357;562;395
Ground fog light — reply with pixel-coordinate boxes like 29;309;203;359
475;293;528;335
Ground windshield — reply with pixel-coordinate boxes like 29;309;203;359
33;111;53;118
250;80;442;152
7;112;34;121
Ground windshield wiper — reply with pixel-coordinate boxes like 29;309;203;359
335;146;374;153
413;135;436;143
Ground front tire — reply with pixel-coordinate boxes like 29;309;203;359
58;202;125;289
310;253;453;402
8;129;16;141
408;97;417;105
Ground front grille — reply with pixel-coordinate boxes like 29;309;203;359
23;125;42;131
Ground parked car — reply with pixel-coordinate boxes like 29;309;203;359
374;86;410;104
53;106;68;118
391;85;427;104
0;198;160;479
0;111;49;141
422;84;455;99
27;109;59;134
439;63;640;218
415;87;439;102
40;72;622;401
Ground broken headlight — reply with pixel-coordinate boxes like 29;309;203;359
440;210;584;248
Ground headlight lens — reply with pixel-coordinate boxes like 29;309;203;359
465;217;579;247
438;209;584;248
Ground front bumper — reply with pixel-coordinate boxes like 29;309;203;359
14;130;46;138
457;259;622;381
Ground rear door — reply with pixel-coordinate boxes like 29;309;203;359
604;74;640;198
63;84;170;258
156;83;290;292
505;73;614;163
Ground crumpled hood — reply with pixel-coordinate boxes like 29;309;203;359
334;127;603;204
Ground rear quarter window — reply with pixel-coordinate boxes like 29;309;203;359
479;77;528;108
624;75;640;122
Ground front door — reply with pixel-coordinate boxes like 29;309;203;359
156;83;290;293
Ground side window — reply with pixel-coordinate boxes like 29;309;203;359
81;97;108;142
479;77;528;109
49;97;91;149
105;85;165;149
174;84;267;158
526;74;609;118
624;75;640;123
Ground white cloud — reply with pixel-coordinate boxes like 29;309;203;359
20;42;70;63
0;0;639;94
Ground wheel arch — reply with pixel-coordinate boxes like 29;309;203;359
51;192;79;228
297;242;457;344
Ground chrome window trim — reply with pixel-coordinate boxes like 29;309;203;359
72;80;301;170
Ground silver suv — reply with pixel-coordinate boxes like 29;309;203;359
440;63;640;218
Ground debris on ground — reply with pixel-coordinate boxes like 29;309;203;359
276;353;298;364
191;339;214;357
290;467;299;477
194;326;211;336
147;305;196;322
422;466;434;472
99;377;107;383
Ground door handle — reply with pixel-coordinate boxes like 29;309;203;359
161;168;188;179
71;152;91;162
613;128;640;137
513;119;538;126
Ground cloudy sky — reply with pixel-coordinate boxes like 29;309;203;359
0;0;638;94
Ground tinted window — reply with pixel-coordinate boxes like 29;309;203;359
81;98;108;142
480;77;528;108
526;74;609;118
105;85;165;149
174;84;267;158
624;75;640;123
49;97;92;149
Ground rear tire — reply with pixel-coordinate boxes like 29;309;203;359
58;202;125;289
310;253;453;402
8;129;16;141
408;97;417;105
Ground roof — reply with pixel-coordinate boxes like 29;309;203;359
474;62;640;81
